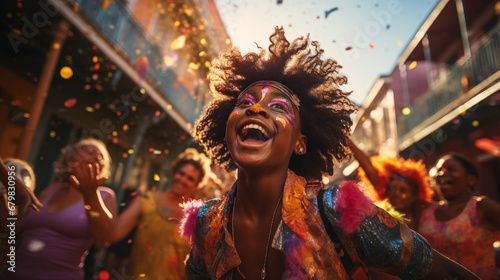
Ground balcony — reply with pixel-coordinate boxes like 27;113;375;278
397;22;500;140
66;0;206;125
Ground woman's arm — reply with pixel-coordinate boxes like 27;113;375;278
476;196;500;231
70;162;144;247
69;162;117;248
346;138;380;187
422;249;480;280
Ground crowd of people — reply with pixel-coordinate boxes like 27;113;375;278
1;26;499;279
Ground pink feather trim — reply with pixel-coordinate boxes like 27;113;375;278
335;180;374;233
179;199;203;243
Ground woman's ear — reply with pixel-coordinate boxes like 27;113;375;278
294;133;307;155
467;174;477;189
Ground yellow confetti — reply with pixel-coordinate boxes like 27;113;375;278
135;49;141;55
60;66;73;79
472;120;479;127
23;113;30;118
402;107;411;115
89;211;100;218
49;131;56;138
128;149;134;154
85;106;94;112
84;205;91;210
200;38;206;45
112;131;118;136
408;61;417;70
154;174;160;181
171;35;186;50
140;88;146;94
225;38;231;45
92;56;98;63
53;43;61;50
395;40;402;46
179;203;184;208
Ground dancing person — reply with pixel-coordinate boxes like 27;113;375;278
101;148;212;279
179;27;480;280
0;138;118;280
0;157;42;271
419;152;500;279
347;139;435;230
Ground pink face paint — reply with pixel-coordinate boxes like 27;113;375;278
269;98;296;127
260;86;271;101
235;91;256;108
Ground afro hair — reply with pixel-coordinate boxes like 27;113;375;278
192;26;357;181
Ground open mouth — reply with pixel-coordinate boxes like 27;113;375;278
239;123;270;142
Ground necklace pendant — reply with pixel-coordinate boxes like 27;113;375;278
261;268;266;279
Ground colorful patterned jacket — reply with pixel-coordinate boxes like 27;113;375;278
180;170;433;279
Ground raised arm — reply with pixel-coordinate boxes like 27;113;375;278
346;138;380;187
69;161;118;248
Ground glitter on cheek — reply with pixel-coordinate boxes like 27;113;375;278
276;115;287;129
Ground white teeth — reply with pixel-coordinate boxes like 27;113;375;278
242;123;269;138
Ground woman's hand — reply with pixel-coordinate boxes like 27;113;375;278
68;162;107;195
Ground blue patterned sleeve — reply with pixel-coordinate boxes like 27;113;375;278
322;187;433;280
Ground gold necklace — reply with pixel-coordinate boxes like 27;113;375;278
231;190;284;280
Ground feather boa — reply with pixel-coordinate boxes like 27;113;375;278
179;199;203;244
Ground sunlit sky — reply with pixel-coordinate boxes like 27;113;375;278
214;0;439;105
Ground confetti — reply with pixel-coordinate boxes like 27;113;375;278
408;61;417;70
98;270;110;280
395;40;402;46
85;106;95;112
84;205;91;210
369;43;376;49
154;174;160;181
345;46;352;51
89;211;100;218
64;98;77;108
325;7;338;19
60;66;73;79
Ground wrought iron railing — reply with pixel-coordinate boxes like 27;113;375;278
66;0;205;124
397;23;500;137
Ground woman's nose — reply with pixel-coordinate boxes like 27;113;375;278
246;103;268;117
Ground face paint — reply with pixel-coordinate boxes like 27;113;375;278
269;98;295;126
261;86;271;99
235;91;257;108
228;109;240;120
276;115;287;129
